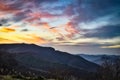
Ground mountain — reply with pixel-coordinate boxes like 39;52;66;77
0;51;45;80
0;44;100;79
79;54;120;65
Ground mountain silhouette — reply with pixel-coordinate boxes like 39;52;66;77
0;43;100;78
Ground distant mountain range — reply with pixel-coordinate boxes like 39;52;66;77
0;43;100;79
78;54;120;65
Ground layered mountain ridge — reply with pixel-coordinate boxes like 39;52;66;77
79;54;120;65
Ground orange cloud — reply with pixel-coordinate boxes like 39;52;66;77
0;38;19;44
20;34;47;44
65;22;78;33
0;27;15;32
0;27;47;44
29;12;56;18
0;12;7;18
42;23;58;32
25;12;57;23
64;22;78;38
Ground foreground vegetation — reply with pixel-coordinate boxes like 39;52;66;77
0;58;119;80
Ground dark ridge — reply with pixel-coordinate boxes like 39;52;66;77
0;43;100;79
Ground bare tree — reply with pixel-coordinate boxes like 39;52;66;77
96;57;120;80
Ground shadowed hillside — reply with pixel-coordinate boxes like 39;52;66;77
0;43;100;80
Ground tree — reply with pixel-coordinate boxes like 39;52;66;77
96;57;120;80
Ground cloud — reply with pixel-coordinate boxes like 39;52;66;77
101;45;120;48
0;0;23;12
84;25;120;38
53;37;120;49
21;29;29;31
76;12;120;40
0;27;47;44
0;18;13;26
78;15;112;30
0;27;15;32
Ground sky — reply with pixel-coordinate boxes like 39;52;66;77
0;0;120;55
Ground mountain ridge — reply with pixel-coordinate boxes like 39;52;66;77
78;54;120;65
0;43;100;73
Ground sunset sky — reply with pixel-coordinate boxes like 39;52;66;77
0;0;120;55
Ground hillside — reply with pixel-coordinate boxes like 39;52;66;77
0;43;100;79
